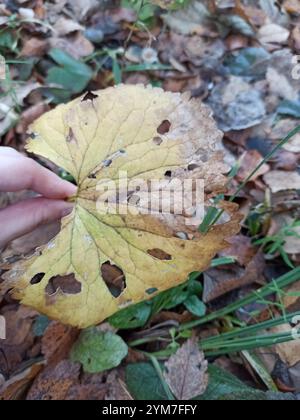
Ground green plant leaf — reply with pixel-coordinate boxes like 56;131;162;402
197;365;249;400
0;29;17;52
151;284;189;314
199;207;219;233
126;362;169;400
46;49;93;95
197;365;295;400
220;391;296;401
122;0;156;22
109;301;151;329
112;58;122;85
277;100;300;118
126;363;293;400
70;328;128;373
184;295;206;317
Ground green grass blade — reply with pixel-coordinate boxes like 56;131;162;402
208;124;300;228
180;267;300;331
203;311;300;344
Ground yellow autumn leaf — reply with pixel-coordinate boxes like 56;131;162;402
4;85;240;328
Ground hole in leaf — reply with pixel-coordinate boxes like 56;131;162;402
103;159;112;167
188;163;199;171
66;128;77;144
157;120;171;135
82;91;98;102
165;170;172;178
128;194;140;206
45;274;82;295
153;137;163;146
147;249;172;261
101;262;126;298
146;287;158;295
30;273;45;285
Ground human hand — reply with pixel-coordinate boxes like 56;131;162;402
0;147;77;249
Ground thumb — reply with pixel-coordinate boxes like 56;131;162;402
0;197;74;249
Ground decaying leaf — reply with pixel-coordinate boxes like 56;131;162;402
258;23;290;47
264;170;300;193
164;338;208;400
208;76;266;131
0;362;45;400
269;325;300;367
3;85;240;328
26;360;81;400
162;0;210;35
0;82;40;137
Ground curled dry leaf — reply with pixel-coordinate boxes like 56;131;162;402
3;85;240;328
164;338;208;400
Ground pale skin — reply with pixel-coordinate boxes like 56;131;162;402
0;147;77;249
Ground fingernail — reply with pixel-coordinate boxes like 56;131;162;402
61;203;75;218
62;181;77;197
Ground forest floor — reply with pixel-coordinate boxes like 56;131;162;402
0;0;300;400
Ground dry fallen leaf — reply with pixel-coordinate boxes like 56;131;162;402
266;67;298;101
0;306;38;375
283;0;300;14
49;33;94;60
164;338;208;400
280;216;300;256
53;17;84;36
68;0;99;21
0;362;45;400
41;321;79;365
258;24;290;47
104;370;133;401
203;251;265;303
270;325;300;367
20;37;49;57
270;119;300;153
264;170;300;193
0;82;40;137
26;360;81;400
237;150;270;182
4;85;240;328
283;282;300;311
162;0;209;35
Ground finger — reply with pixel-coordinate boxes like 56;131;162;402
26;158;77;199
0;151;77;199
0;197;74;249
0;147;20;156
